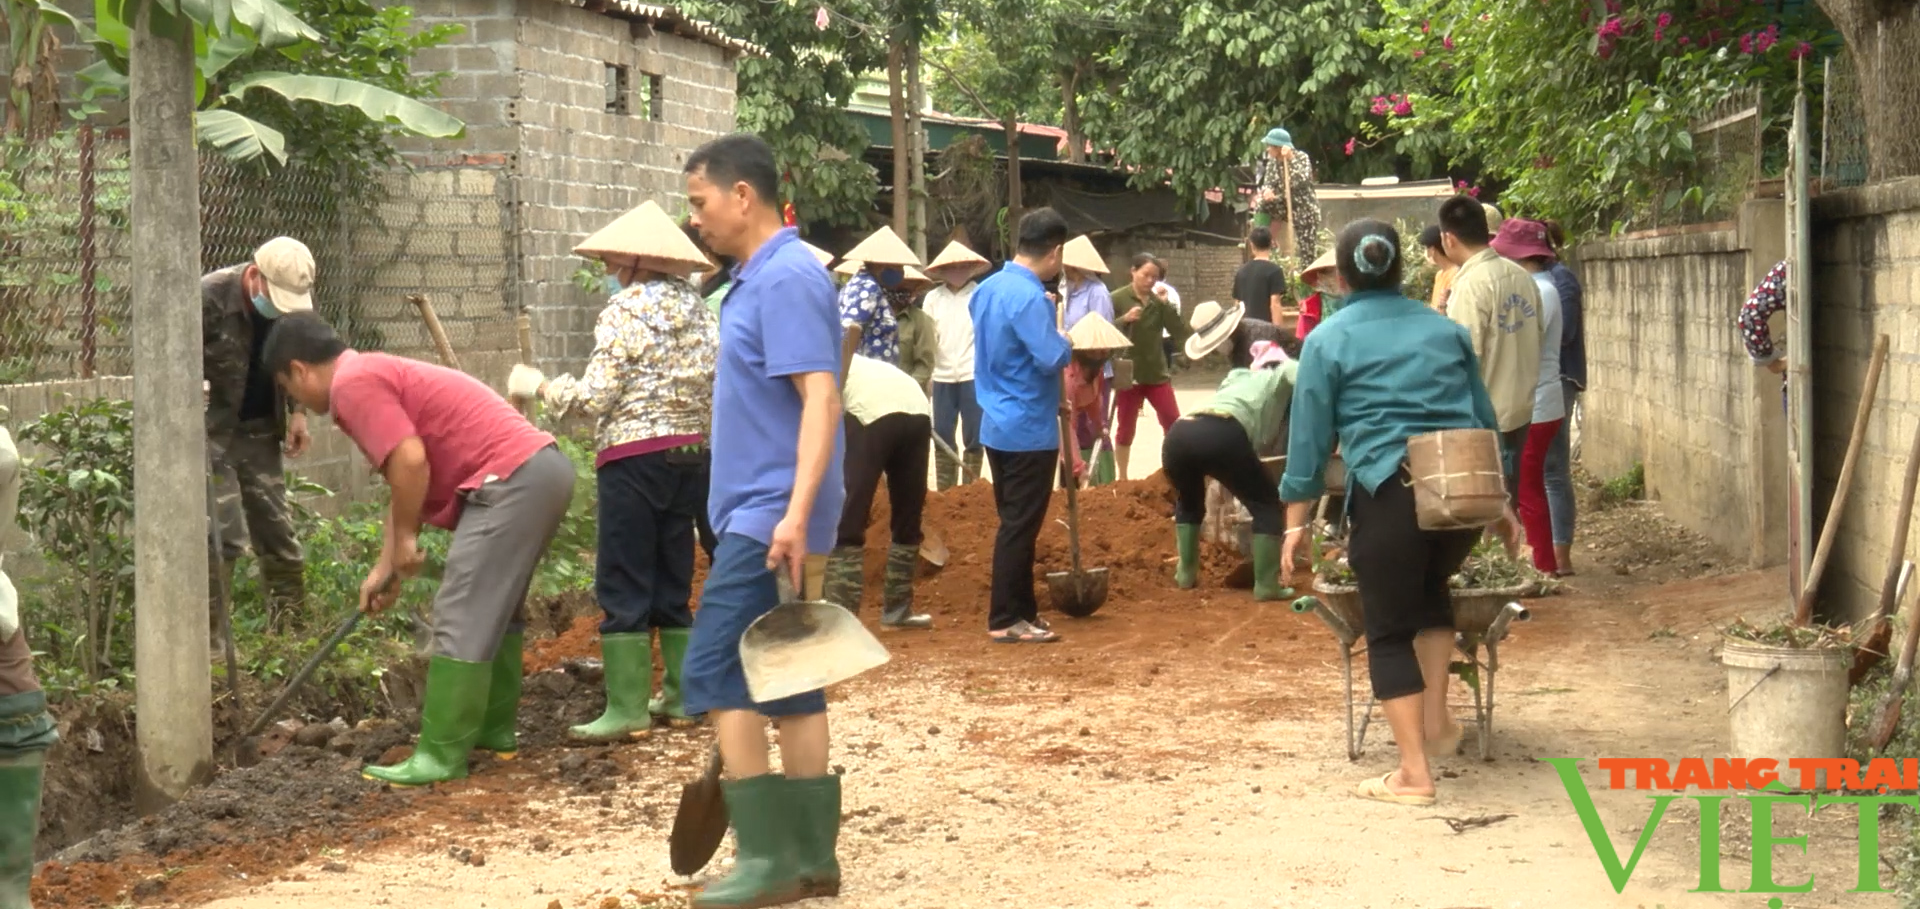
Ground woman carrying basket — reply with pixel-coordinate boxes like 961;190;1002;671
1278;219;1500;807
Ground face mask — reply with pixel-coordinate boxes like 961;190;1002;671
251;294;279;320
603;275;625;295
877;266;905;287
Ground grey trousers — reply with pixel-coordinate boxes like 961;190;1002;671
432;445;575;662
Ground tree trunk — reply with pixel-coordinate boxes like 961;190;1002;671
1061;66;1085;165
905;34;928;260
888;35;909;235
1004;116;1022;251
1818;0;1920;181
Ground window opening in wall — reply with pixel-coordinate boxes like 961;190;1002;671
637;72;664;120
605;63;631;115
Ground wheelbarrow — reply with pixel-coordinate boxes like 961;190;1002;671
1291;576;1529;762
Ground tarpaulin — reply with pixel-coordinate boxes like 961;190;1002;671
1046;185;1189;235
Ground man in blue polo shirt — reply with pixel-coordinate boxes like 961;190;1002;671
972;208;1074;644
682;133;847;909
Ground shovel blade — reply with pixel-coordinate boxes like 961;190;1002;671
917;529;949;579
740;601;890;703
669;748;728;876
1223;560;1256;590
1045;567;1110;618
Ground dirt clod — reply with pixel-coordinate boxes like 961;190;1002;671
322;861;348;873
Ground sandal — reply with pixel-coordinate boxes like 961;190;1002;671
1028;616;1053;632
1355;773;1435;806
989;621;1060;644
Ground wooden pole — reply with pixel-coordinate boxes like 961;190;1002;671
905;34;928;261
887;35;908;237
130;0;214;811
1793;333;1889;626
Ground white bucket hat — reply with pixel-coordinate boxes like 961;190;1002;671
1184;299;1245;361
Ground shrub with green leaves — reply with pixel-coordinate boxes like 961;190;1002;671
16;397;134;681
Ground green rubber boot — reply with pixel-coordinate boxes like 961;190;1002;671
962;448;984;485
648;627;696;725
1174;523;1201;590
822;545;865;613
933;444;960;491
1251;533;1291;602
880;545;932;629
570;632;653;742
1092;448;1116;486
0;750;45;909
364;656;491;786
786;774;843;898
692;774;807;909
474;632;524;758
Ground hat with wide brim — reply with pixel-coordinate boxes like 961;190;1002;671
1263;127;1294;148
1482;203;1506;233
1184;299;1245;361
1062;236;1109;275
574;200;711;277
1298;250;1338;287
926;241;989;279
834;259;863;277
844;227;923;267
1067;312;1132;351
898;266;933;291
1490;218;1556;262
801;242;835;267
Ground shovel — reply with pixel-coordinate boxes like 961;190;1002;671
1866;570;1920;753
917;527;949;579
669;743;727;876
1045;403;1110;618
739;553;890;703
930;432;979;484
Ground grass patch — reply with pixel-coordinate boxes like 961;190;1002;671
1598;461;1645;506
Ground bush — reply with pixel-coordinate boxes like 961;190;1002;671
16;398;135;682
1599;462;1645;505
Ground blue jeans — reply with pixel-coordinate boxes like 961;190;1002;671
1543;379;1580;546
931;380;982;452
682;533;829;717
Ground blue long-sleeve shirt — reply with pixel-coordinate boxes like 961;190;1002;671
1281;289;1499;502
1549;262;1586;389
972;262;1073;452
1063;276;1116;378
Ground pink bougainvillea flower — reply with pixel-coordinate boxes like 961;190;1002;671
1654;26;1665;41
815;5;829;29
1421;19;1430;32
1758;32;1778;51
1788;40;1812;59
1456;180;1469;189
1709;28;1723;43
1678;35;1691;45
1597;16;1624;38
1739;32;1754;53
1345;137;1357;156
1468;186;1481;198
1605;0;1620;11
1656;11;1673;27
1413;49;1425;58
1393;100;1413;116
1443;35;1455;50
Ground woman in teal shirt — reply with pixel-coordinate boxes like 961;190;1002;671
1279;219;1499;808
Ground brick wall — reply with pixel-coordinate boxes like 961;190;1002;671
1098;235;1243;317
1575;206;1789;568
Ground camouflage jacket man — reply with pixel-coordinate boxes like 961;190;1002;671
203;263;300;437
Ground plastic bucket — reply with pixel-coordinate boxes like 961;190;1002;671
1720;638;1849;783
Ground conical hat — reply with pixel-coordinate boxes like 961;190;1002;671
844;227;922;267
1298;250;1338;286
1067;312;1132;351
926;240;988;276
834;259;863;277
1062;235;1108;274
573;200;710;276
899;266;932;290
801;242;834;267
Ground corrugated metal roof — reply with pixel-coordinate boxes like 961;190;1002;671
555;0;763;56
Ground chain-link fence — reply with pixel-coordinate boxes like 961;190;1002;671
1822;50;1870;190
0;127;520;383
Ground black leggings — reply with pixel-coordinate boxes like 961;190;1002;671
1348;469;1479;701
1161;414;1282;535
836;412;929;548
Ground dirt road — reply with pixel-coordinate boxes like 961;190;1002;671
36;487;1905;908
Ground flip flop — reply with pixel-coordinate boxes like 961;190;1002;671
1355;773;1436;806
989;621;1059;644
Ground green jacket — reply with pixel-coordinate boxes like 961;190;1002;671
1112;284;1191;386
894;304;939;388
1199;363;1298;456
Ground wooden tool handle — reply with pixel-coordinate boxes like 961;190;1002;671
516;311;534;365
803;553;826;601
1794;333;1888;625
407;294;461;371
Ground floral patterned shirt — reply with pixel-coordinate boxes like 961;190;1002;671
1739;260;1787;364
541;277;718;455
1255;151;1322;261
839;270;900;364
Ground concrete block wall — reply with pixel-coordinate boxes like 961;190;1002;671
1803;178;1920;622
512;0;739;373
1575;201;1790;570
342;166;517;358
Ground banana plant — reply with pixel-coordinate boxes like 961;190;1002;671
2;0;86;138
75;0;463;164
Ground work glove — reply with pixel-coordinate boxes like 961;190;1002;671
508;364;546;401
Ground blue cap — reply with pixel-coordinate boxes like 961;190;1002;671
1263;127;1293;148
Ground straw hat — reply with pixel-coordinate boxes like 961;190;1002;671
834;259;863;277
898;266;933;292
801;241;835;267
843;227;923;267
1482;203;1506;233
1061;235;1109;275
1184;299;1245;361
574;200;710;277
1067;312;1132;351
1298;250;1338;288
926;240;989;280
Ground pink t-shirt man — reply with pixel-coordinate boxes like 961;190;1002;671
327;350;555;529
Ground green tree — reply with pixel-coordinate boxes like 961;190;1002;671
1087;0;1398;206
1815;0;1920;181
679;0;890;227
1366;0;1834;233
